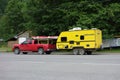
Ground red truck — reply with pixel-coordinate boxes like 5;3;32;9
12;36;58;55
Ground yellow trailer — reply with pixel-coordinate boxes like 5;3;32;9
56;28;102;55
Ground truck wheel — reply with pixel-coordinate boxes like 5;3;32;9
23;52;28;54
73;48;79;55
14;48;20;55
78;48;85;55
46;51;51;54
38;48;44;55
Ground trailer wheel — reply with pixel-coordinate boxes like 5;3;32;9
14;48;20;55
78;48;85;55
38;48;44;55
73;48;79;55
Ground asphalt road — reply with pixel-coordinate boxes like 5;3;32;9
0;52;120;80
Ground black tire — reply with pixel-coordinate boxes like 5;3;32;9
46;51;51;54
78;48;85;55
14;48;20;55
38;48;44;55
22;52;28;54
73;48;79;55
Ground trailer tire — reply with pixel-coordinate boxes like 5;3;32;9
78;48;85;55
73;48;79;55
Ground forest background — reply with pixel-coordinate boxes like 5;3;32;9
0;0;120;40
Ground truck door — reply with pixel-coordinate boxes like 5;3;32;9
19;41;30;51
27;40;38;51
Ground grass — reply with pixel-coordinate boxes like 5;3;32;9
0;47;12;52
0;42;12;52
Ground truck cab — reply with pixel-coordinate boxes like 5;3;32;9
13;36;58;55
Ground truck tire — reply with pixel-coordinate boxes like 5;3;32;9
14;48;20;55
22;52;28;54
73;48;79;55
46;51;51;54
78;48;85;55
38;48;44;55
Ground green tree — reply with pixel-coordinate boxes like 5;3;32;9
0;0;25;39
0;0;8;18
0;0;120;40
22;0;70;35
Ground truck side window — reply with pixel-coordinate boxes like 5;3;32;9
80;35;84;40
34;40;38;44
61;37;67;42
49;39;57;44
39;41;41;44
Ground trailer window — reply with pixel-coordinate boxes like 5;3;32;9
69;41;74;44
61;37;67;42
80;35;84;40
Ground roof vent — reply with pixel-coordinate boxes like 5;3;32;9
69;27;82;31
91;28;97;30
